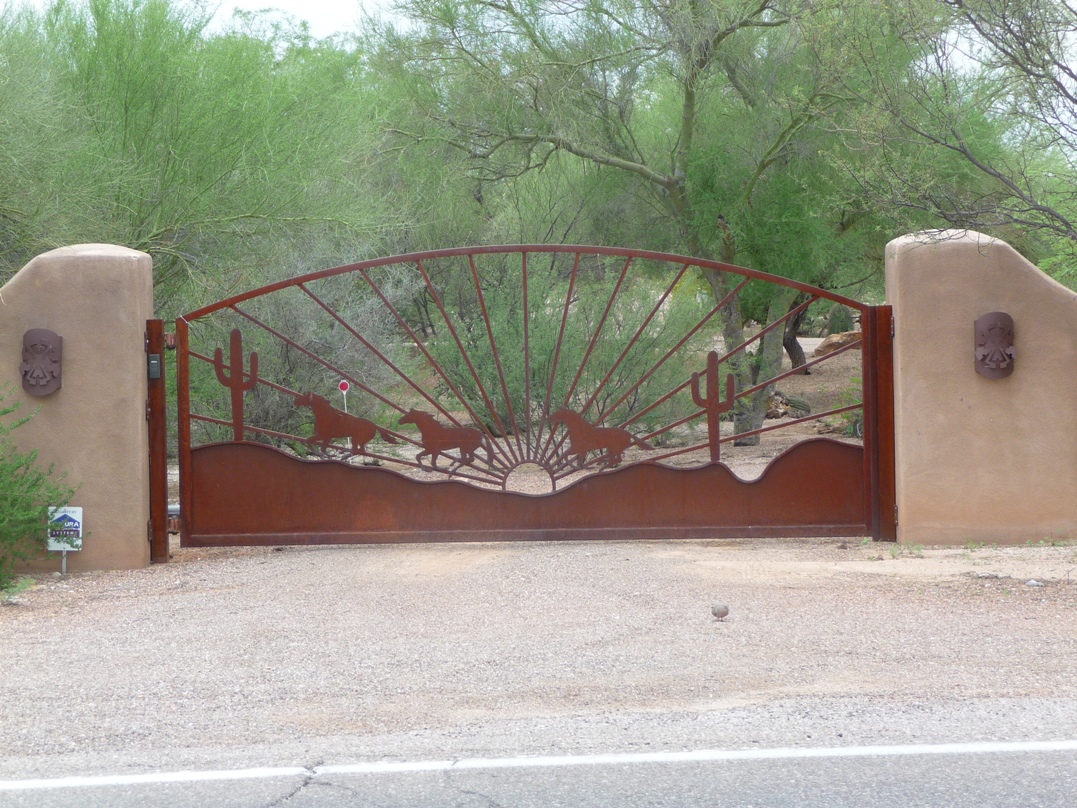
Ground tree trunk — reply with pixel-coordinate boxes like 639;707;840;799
783;299;810;375
732;291;794;446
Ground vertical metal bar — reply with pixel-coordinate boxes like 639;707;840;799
521;252;532;457
873;306;897;541
861;306;896;542
459;256;524;463
176;318;192;547
147;319;168;564
861;307;879;538
534;253;581;459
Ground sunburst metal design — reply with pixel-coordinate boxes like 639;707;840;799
179;247;869;493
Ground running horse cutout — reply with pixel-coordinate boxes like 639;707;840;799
549;408;655;469
398;409;489;471
295;392;397;456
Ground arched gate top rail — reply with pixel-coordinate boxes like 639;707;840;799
180;245;870;323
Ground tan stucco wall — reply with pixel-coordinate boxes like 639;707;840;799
886;231;1077;544
0;244;153;572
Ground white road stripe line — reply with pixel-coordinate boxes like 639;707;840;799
0;767;311;791
4;740;1077;791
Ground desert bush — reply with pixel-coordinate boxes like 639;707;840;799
0;385;74;588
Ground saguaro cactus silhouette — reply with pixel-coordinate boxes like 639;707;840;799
691;350;735;463
214;328;259;441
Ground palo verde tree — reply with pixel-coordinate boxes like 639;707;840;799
1;1;396;308
829;0;1077;282
373;0;900;440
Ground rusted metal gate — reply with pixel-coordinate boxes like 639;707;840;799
166;246;894;548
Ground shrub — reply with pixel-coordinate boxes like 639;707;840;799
0;384;74;589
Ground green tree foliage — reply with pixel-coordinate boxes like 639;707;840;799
0;1;405;307
0;386;75;589
3;0;1070;452
828;0;1077;281
371;0;906;439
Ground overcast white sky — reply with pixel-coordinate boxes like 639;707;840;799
209;0;400;38
16;1;402;40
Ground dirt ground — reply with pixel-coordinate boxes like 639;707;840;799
3;536;1076;783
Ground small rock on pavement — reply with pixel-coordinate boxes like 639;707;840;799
711;604;730;621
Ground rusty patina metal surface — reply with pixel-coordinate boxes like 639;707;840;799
20;328;62;396
147;320;169;564
174;246;895;545
297;391;397;457
184;438;867;544
690;350;735;463
975;311;1016;379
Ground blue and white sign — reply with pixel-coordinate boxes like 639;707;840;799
47;507;83;551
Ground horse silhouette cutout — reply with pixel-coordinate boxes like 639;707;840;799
549;407;654;469
398;409;488;471
295;392;397;456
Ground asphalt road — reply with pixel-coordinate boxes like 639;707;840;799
5;743;1077;807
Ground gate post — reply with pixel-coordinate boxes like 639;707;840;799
863;306;896;541
0;244;154;572
886;231;1077;545
147;319;168;563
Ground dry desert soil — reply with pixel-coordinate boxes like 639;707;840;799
2;536;1076;780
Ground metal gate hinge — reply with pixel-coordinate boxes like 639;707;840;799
894;504;899;525
147;520;153;543
145;400;151;422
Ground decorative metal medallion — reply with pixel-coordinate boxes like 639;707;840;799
974;312;1016;379
20;328;63;396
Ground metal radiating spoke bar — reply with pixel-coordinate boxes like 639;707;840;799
733;337;863;405
574;260;694;419
593;276;752;428
533;252;582;459
720;404;864;445
458;255;524;464
297;283;444;416
561;255;635;410
355;266;516;472
418;258;523;466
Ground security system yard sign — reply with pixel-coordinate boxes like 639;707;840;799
47;507;82;550
48;507;83;573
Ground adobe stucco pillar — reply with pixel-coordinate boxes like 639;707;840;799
0;244;153;571
885;231;1077;544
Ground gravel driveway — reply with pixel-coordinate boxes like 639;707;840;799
2;538;1076;782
